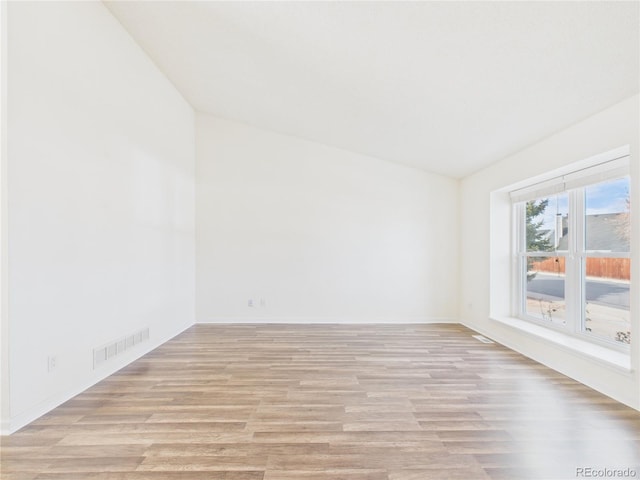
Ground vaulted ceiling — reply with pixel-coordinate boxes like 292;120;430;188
104;1;639;178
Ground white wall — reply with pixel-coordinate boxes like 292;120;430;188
1;0;9;433
1;1;196;433
196;114;458;324
460;95;640;409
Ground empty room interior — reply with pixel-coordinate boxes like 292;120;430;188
1;1;639;479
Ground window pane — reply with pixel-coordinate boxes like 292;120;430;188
526;194;568;253
585;177;630;252
525;256;566;326
584;257;630;344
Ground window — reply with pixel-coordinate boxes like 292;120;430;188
512;153;630;350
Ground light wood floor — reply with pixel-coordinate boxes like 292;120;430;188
2;323;639;480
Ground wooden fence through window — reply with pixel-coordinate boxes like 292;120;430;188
531;257;630;280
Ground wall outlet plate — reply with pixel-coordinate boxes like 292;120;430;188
47;355;57;372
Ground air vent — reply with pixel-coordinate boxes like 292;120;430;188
93;327;150;368
472;334;494;344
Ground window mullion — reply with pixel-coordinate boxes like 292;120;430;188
563;189;578;335
513;203;525;316
570;188;585;336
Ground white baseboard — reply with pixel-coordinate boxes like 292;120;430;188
196;316;458;324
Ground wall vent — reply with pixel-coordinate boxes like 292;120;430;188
472;334;494;344
93;327;150;369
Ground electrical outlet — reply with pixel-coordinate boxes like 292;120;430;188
47;355;57;373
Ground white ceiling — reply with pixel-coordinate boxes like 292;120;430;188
104;1;639;178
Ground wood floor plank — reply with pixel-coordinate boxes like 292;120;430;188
263;470;388;480
2;323;639;480
136;455;268;472
388;468;492;480
34;473;264;480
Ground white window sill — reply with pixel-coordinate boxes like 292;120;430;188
491;315;631;372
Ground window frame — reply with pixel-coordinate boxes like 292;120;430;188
512;154;631;353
